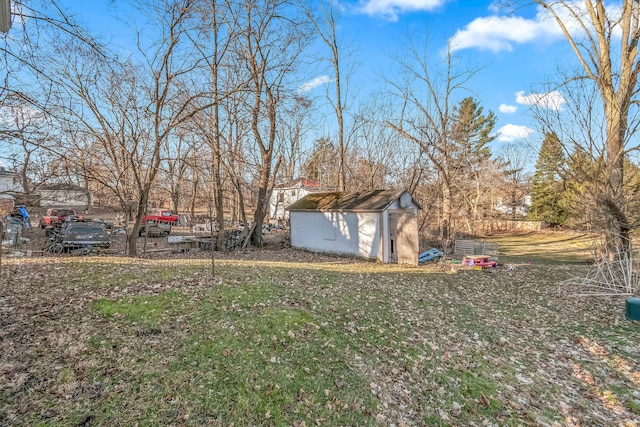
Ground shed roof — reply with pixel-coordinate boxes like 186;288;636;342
286;189;421;212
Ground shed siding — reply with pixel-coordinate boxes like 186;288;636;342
290;211;381;260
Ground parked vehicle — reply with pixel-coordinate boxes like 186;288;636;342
46;221;111;254
139;221;171;237
141;209;178;224
39;208;83;228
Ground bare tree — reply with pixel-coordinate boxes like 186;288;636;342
305;0;357;191
347;99;405;192
228;0;311;246
38;0;219;255
0;93;51;198
386;37;479;248
277;95;312;183
161;129;199;213
496;143;532;221
528;0;640;257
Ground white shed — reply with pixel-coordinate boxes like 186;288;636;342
286;189;421;265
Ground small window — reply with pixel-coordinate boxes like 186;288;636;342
278;192;284;203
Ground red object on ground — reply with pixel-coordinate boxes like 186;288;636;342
466;256;497;268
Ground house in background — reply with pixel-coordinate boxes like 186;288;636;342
495;195;531;218
268;177;334;223
0;167;24;200
286;189;421;265
35;184;91;210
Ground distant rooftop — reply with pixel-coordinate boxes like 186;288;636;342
276;177;334;190
39;183;88;192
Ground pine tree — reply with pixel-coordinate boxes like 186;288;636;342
301;138;338;184
527;132;567;226
450;97;497;224
451;97;496;165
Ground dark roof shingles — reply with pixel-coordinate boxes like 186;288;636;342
286;189;407;212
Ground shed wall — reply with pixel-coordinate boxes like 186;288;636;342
290;211;381;261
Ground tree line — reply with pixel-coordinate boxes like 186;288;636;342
1;0;638;258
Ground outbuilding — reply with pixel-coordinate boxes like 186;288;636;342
286;189;421;265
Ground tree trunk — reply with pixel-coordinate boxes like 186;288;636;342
251;151;271;247
603;106;628;259
127;189;150;257
441;176;452;249
602;196;630;261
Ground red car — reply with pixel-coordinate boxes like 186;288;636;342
141;209;179;224
39;208;83;228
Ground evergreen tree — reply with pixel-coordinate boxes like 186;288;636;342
301;138;338;184
451;97;496;165
450;97;497;224
527;132;567;226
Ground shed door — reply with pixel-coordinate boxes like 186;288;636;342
389;212;418;265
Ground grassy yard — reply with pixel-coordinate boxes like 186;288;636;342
0;240;639;426
482;231;597;264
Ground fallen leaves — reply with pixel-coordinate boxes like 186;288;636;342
1;251;639;426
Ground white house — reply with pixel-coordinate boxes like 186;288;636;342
0;167;24;199
495;195;531;217
286;189;421;265
269;177;334;222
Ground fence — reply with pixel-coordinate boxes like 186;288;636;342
467;220;545;234
0;214;271;260
454;239;499;259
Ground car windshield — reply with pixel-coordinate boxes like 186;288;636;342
53;209;75;216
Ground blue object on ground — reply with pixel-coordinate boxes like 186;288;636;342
626;297;640;321
419;248;443;263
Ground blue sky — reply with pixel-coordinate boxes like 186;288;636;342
62;0;587;150
319;0;577;146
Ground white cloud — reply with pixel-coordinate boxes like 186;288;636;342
515;90;566;111
499;104;517;114
356;0;447;21
0;104;44;128
449;1;621;52
497;124;534;142
298;75;331;93
450;15;552;52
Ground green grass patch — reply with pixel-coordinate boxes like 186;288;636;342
86;280;378;425
93;290;185;327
